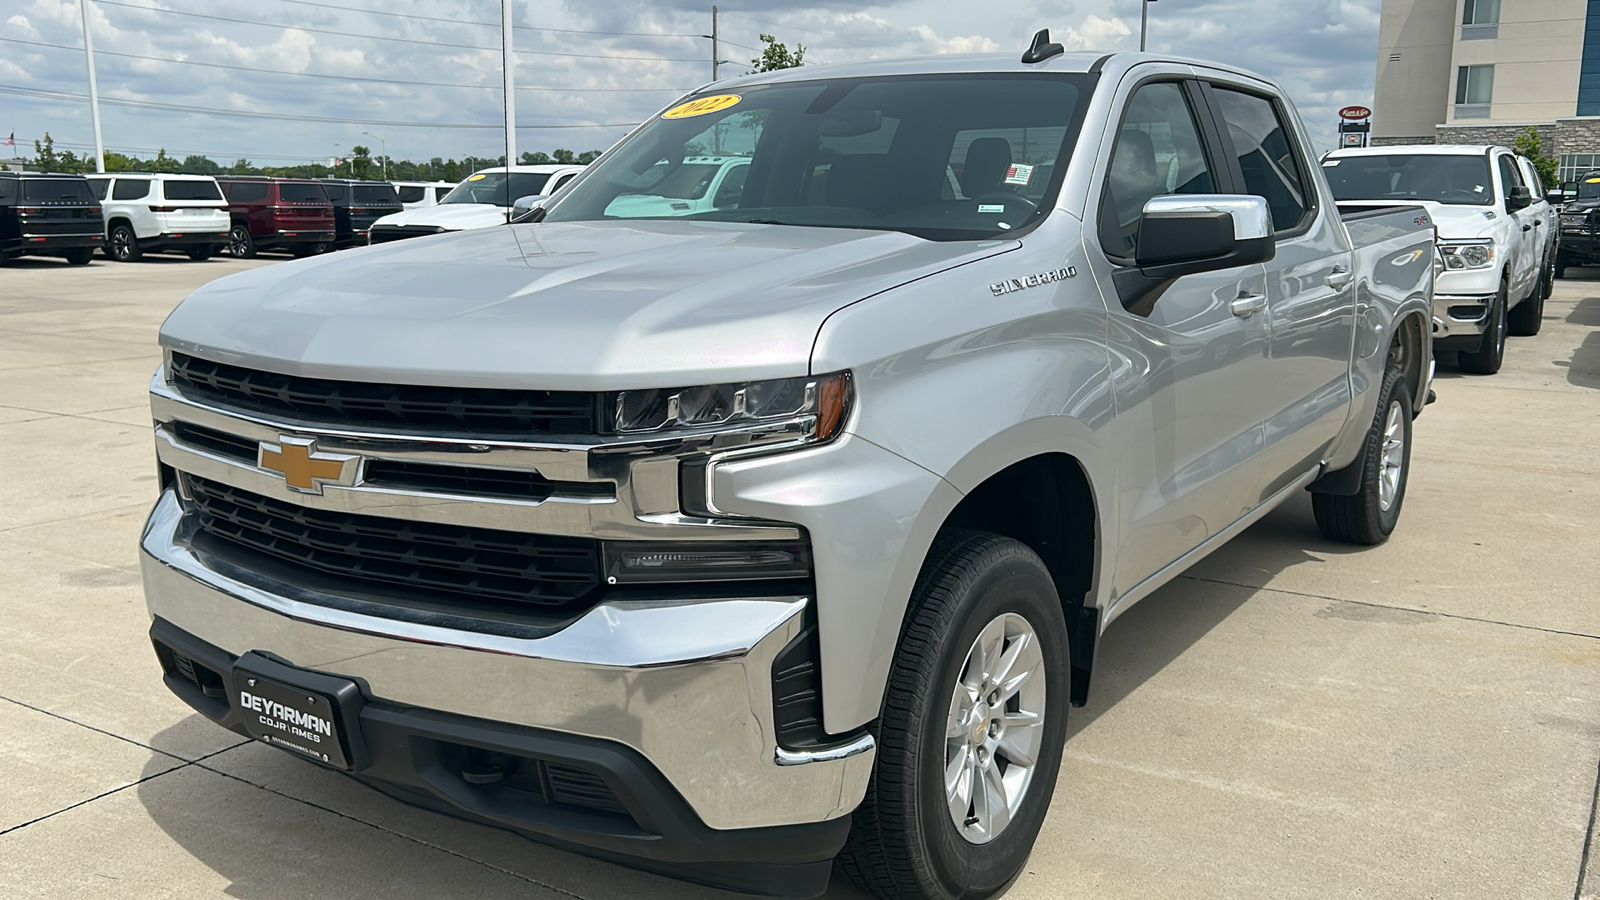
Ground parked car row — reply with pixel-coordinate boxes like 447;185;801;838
1323;143;1558;375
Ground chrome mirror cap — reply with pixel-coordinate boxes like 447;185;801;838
1142;194;1273;241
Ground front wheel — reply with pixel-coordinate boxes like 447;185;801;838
1312;365;1413;545
1457;280;1507;375
839;531;1071;900
226;224;256;259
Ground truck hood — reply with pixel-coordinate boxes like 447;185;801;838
371;203;515;232
160;219;1017;391
1340;199;1502;240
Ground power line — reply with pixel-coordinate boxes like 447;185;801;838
0;83;640;130
273;0;705;38
92;0;708;63
605;0;882;48
0;37;689;93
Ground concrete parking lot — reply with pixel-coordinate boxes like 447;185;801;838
2;251;1598;899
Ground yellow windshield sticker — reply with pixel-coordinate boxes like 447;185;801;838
467;173;487;181
663;94;741;119
1586;178;1600;184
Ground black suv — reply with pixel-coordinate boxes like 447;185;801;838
0;172;104;265
319;179;402;248
1557;170;1600;276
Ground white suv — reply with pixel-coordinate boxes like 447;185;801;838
368;165;584;244
392;181;457;210
85;173;231;261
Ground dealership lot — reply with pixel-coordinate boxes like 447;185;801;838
1;255;1598;899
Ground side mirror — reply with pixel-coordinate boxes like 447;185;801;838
511;194;547;211
1546;190;1565;205
1134;194;1276;275
1506;185;1532;211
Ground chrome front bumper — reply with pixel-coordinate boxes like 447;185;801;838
140;490;873;831
1431;293;1495;339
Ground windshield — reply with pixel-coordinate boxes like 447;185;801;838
1577;177;1600;200
1324;154;1495;206
543;73;1095;240
164;180;223;201
440;172;553;205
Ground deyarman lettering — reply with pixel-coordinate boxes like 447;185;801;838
239;690;334;737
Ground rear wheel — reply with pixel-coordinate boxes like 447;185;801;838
1458;279;1507;375
839;530;1070;900
1538;248;1556;299
64;247;94;266
107;223;141;261
185;245;216;262
290;244;317;258
1508;279;1545;336
226;224;256;259
1312;365;1413;546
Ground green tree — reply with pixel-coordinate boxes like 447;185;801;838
180;154;222;175
750;34;804;73
350;145;373;179
1513;126;1559;190
577;149;602;164
551;148;576;164
103;151;135;172
227;159;257;175
520;150;552;164
33;133;68;172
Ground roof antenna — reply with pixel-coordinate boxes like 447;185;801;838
1021;28;1064;64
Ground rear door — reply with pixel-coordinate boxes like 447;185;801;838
1204;80;1357;499
1097;75;1271;596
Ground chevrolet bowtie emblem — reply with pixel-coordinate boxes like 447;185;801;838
258;436;359;494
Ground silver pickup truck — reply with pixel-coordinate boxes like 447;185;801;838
140;36;1435;900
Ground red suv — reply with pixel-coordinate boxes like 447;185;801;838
216;177;335;258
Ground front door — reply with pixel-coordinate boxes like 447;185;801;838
1098;79;1271;599
1497;152;1538;298
1208;84;1357;499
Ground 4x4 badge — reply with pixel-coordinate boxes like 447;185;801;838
258;436;360;495
990;267;1076;296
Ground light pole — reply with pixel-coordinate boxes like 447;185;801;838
362;131;387;179
79;0;105;172
1140;0;1154;52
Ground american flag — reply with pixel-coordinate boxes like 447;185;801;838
2;133;13;147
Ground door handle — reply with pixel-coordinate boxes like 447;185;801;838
1523;224;1533;232
1326;266;1354;290
1230;293;1267;317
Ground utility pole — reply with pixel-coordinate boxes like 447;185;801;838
362;131;387;179
79;0;105;172
1140;0;1152;52
502;0;517;220
711;6;719;81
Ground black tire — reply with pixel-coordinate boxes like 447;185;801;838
185;245;216;262
1457;278;1508;375
226;224;256;259
64;247;94;266
107;223;141;261
1538;248;1556;300
290;244;317;258
1508;276;1545;336
1312;365;1413;546
1556;249;1571;279
839;530;1071;900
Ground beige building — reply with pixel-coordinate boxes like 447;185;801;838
1374;0;1600;181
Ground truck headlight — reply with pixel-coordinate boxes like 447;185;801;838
1438;239;1494;270
612;372;851;444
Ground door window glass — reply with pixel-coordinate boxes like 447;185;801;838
86;177;110;200
1100;81;1217;257
1497;154;1524;200
112;179;150;200
396;185;425;203
1212;88;1310;233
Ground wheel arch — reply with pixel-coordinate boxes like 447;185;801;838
940;451;1103;707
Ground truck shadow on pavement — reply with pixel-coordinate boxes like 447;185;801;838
131;493;1353;900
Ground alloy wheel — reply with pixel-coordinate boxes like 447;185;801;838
1378;400;1405;512
111;227;132;261
944;611;1047;844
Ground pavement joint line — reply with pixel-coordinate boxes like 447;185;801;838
0;693;247;765
191;751;595;900
0;404;152;425
1176;574;1600;641
0;500;153;536
0;743;242;838
1574;756;1600;900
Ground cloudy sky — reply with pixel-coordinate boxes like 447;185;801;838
1;0;1381;167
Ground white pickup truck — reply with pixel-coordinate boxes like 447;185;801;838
140;35;1436;900
1324;144;1556;374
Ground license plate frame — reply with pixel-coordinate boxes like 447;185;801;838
231;652;365;771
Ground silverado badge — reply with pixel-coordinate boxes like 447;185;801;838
258;436;360;494
991;267;1076;296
